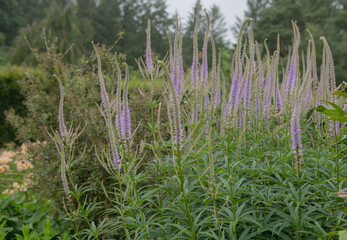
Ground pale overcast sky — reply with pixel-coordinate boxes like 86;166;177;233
166;0;248;45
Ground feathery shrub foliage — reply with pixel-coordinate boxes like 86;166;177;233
7;3;347;239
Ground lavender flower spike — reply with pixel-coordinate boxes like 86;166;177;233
244;21;255;116
171;16;183;95
146;18;153;72
274;35;283;112
291;100;303;170
211;32;220;109
93;43;121;170
159;61;183;149
122;63;132;146
55;75;72;209
287;21;300;101
191;0;200;123
224;18;252;126
291;58;313;170
57;76;68;141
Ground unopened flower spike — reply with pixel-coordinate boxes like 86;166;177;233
191;0;200;123
275;35;283;112
146;18;154;72
55;75;68;141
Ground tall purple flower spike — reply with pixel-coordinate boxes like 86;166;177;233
243;22;255;118
286;21;300;102
306;31;318;91
176;19;184;94
290;49;315;170
56;76;73;209
201;9;210;133
224;18;252;126
320;37;340;133
255;41;264;118
191;1;200;123
291;99;303;169
262;39;272;118
202;11;211;130
94;44;121;170
232;74;246;128
170;17;184;96
211;32;220;109
111;59;132;149
201;9;209;92
146;19;153;72
115;54;122;139
158;61;183;149
274;35;282;112
57;77;68;141
121;63;132;145
243;58;251;115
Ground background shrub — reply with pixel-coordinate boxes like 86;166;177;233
0;65;27;145
5;42;164;211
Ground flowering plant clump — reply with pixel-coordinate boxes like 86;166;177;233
0;141;46;195
42;3;347;239
0;150;15;173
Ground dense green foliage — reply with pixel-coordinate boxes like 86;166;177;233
0;66;27;145
0;145;73;239
316;90;347;128
49;123;347;239
0;192;72;239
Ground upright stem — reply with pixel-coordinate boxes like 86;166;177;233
176;148;195;239
132;175;149;239
225;129;237;240
297;167;302;240
208;127;221;240
118;172;130;240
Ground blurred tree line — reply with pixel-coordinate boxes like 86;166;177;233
0;0;229;67
1;0;346;79
234;0;347;86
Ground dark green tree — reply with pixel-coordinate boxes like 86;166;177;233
0;0;50;46
231;0;269;37
182;1;229;68
324;0;347;85
93;0;122;47
0;0;25;45
236;0;347;85
114;0;173;65
11;1;94;64
209;4;229;47
253;0;305;55
139;0;174;59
